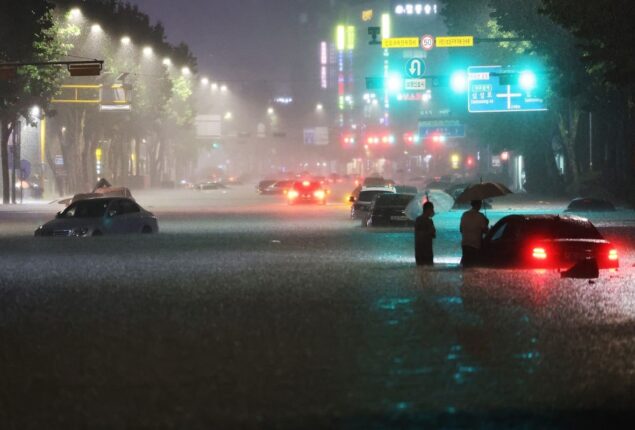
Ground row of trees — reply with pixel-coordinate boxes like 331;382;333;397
440;0;634;200
0;0;199;203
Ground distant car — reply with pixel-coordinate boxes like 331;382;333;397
565;198;616;212
35;197;159;237
196;182;227;190
363;177;394;188
257;180;277;194
287;180;328;205
364;193;416;227
350;187;396;219
264;180;294;195
480;215;619;269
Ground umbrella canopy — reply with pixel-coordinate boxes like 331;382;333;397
405;190;455;220
455;182;512;203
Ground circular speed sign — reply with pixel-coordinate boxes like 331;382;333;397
421;34;434;51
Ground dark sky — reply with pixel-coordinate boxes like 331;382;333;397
127;0;308;84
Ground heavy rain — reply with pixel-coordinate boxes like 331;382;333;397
1;1;634;428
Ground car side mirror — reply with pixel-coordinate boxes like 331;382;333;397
55;211;62;218
349;196;356;203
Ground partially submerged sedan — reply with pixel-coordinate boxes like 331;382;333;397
364;193;415;227
35;197;159;237
480;215;618;270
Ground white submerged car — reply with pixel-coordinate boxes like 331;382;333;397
35;197;159;237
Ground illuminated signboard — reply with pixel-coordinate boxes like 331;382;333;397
362;10;374;21
394;3;438;15
436;36;474;48
382;37;420;49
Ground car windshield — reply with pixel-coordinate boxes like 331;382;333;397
525;219;603;240
358;190;392;202
62;200;110;218
375;194;414;207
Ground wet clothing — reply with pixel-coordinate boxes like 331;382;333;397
460;209;489;266
415;215;436;265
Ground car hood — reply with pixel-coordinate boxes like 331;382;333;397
41;217;103;230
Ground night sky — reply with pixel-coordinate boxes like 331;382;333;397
127;0;308;84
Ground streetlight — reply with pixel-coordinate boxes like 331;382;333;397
267;107;274;115
316;103;324;111
142;46;153;57
162;58;172;67
181;67;191;76
211;82;219;91
224;111;233;120
201;77;209;86
121;36;131;46
220;84;228;93
69;8;82;19
91;24;102;33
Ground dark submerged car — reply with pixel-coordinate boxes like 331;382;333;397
565;197;616;212
350;188;396;219
35;197;159;237
480;215;618;269
365;193;415;228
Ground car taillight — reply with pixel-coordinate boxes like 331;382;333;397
288;190;299;199
532;247;548;260
314;190;326;199
302;181;311;187
608;249;618;261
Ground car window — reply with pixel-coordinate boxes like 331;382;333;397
490;222;508;241
107;200;124;216
62;200;110;218
121;200;140;214
375;194;413;207
358;190;391;202
555;219;603;239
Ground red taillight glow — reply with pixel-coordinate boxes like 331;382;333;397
287;190;299;199
532;247;548;260
608;249;618;261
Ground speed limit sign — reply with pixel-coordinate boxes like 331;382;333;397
421;34;434;51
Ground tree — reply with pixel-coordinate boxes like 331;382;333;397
0;0;67;204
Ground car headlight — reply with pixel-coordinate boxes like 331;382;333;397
72;227;90;237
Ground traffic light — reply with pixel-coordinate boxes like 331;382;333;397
450;71;468;93
403;132;420;145
386;73;403;93
519;70;537;90
499;70;537;90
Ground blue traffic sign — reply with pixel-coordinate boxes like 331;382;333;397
468;65;547;113
405;58;426;79
419;125;465;138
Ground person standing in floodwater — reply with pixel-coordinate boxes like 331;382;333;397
415;201;436;266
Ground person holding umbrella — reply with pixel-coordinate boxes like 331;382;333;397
460;200;489;266
455;181;512;267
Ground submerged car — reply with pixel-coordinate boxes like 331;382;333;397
480;215;618;269
349;187;396;219
263;180;294;195
364;193;415;227
256;179;277;194
287;180;328;205
35;197;159;237
565;197;616;212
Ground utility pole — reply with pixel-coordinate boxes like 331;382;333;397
589;112;593;171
